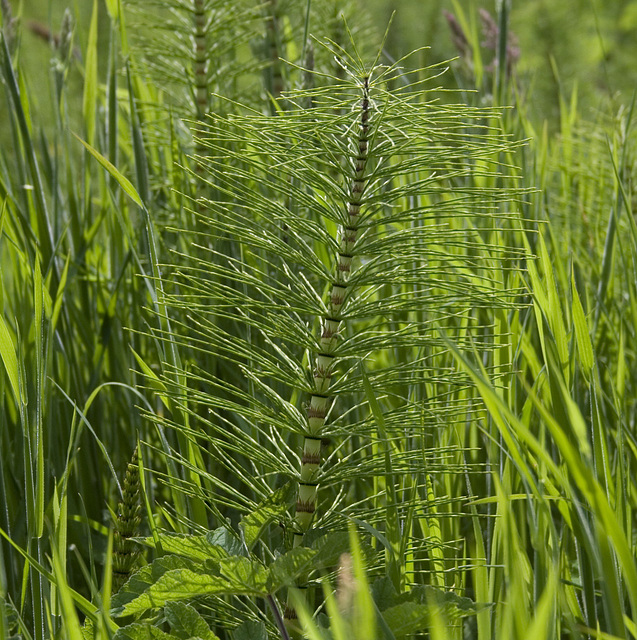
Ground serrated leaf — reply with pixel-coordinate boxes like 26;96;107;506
114;622;175;640
382;602;430;637
140;531;233;563
239;482;295;550
206;527;244;557
165;601;219;640
401;585;477;613
311;531;351;568
382;587;481;638
111;556;199;615
233;620;267;640
372;577;399;612
219;556;269;593
118;558;269;616
81;618;94;640
118;570;243;617
267;547;316;591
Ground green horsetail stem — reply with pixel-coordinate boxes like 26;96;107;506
112;448;142;594
193;0;210;120
285;76;371;625
265;0;285;100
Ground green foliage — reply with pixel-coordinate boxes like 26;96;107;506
1;0;636;639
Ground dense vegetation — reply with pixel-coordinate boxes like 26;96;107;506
1;1;636;639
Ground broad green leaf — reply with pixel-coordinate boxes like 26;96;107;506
239;482;295;550
382;585;479;637
165;601;219;640
116;556;269;617
403;585;477;612
267;547;316;591
81;618;95;640
233;620;267;640
140;531;234;563
118;563;268;617
219;556;269;593
311;531;351;568
111;556;199;614
73;133;143;207
114;623;175;640
117;569;223;616
207;527;244;557
372;577;399;612
382;602;430;638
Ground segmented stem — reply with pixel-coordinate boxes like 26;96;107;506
285;77;371;625
265;0;285;101
193;0;209;120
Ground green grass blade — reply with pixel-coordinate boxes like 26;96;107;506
82;0;99;146
0;314;20;405
72;133;143;208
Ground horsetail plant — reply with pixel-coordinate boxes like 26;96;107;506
127;33;529;636
264;0;286;102
283;70;372;628
293;74;371;540
112;448;142;594
4;0;637;637
193;0;212;121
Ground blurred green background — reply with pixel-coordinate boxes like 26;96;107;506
11;0;637;127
